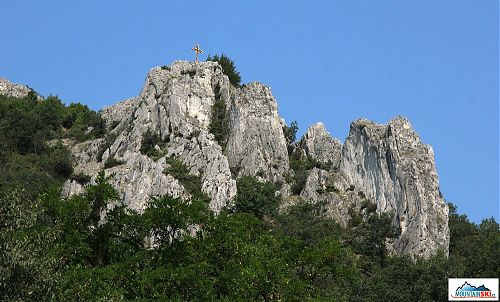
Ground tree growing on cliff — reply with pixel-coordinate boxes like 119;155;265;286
206;54;241;87
209;83;230;150
283;121;298;155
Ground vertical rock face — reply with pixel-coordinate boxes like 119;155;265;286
340;117;449;257
225;82;289;181
299;167;355;226
101;61;231;158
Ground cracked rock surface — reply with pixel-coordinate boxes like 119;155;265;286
339;117;449;257
52;61;449;258
63;61;237;212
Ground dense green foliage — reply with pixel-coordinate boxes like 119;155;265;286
287;149;320;195
234;176;280;219
6;168;497;302
163;156;207;199
206;54;241;87
209;83;230;149
0;94;103;200
447;204;499;278
62;103;106;141
0;94;104;147
1;93;498;301
70;172;92;185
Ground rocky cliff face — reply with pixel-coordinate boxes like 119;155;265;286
340;117;449;257
12;60;447;258
225;82;289;181
64;61;237;213
300;122;342;165
0;78;36;99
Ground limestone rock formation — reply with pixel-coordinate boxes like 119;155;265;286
300;122;342;166
299;167;356;226
41;60;447;258
297;116;449;257
63;61;238;212
339;117;449;257
225;82;289;181
0;78;37;99
61;61;293;215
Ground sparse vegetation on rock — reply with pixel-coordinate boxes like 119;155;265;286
103;157;125;169
206;53;241;87
140;128;167;160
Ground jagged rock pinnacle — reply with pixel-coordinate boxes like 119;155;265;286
300;122;342;166
50;61;449;258
340;116;449;257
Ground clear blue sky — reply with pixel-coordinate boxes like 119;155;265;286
1;1;498;223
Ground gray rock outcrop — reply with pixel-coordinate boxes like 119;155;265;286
61;61;293;214
0;78;37;99
225;82;289;181
51;60;448;258
296;117;449;258
300;122;342;166
299;167;355;226
340;117;449;257
63;61;238;212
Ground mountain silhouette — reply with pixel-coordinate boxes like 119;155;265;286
456;282;490;292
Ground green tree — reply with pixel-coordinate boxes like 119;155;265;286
200;213;308;301
0;98;74;200
283;120;298;153
35;95;65;135
0;94;45;154
209;83;230;149
234;176;280;220
85;171;120;228
299;238;360;300
143;194;209;246
0;190;60;301
206;53;241;87
345;210;398;270
47;142;74;178
448;203;500;278
140;128;166;158
287;149;318;195
63;102;106;141
361;253;448;302
0;93;101;202
274;201;342;245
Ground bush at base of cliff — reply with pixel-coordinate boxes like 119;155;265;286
234;176;280;220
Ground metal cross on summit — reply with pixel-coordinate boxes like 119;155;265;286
191;44;203;63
